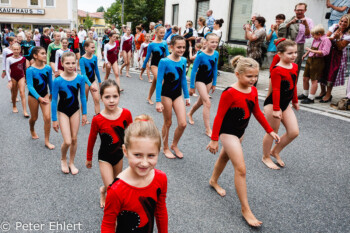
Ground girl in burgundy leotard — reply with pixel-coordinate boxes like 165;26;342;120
104;32;123;91
6;43;29;117
207;56;280;227
86;80;133;208
262;39;300;170
120;27;135;78
138;33;152;82
101;115;168;233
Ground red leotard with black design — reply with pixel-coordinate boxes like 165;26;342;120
264;63;298;111
211;86;273;140
87;109;132;166
101;169;168;233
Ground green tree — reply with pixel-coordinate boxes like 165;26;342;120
96;6;105;12
83;13;93;30
104;1;122;27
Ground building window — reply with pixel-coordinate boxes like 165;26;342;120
44;0;55;7
228;0;253;42
196;0;209;27
0;0;10;5
172;4;179;26
29;0;40;7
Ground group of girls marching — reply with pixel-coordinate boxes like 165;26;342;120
2;26;300;230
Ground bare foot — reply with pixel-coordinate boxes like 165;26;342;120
86;120;90;125
16;98;19;102
69;164;79;175
100;186;106;208
193;93;198;97
30;130;39;139
139;75;143;80
148;79;152;83
270;151;285;167
24;113;30;118
242;208;262;227
147;98;154;105
61;160;69;174
262;156;280;170
163;148;176;159
209;179;226;197
205;129;212;138
45;142;55;150
126;74;131;78
12;107;19;113
187;112;194;125
171;145;183;159
120;69;123;76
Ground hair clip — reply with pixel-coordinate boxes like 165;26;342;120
139;119;149;122
275;38;286;46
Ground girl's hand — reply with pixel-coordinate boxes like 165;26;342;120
53;121;59;132
38;97;49;104
206;140;219;154
156;102;164;112
293;102;300;111
211;86;216;93
90;85;98;92
185;99;190;106
54;71;59;77
1;72;5;79
82;115;87;126
189;88;195;96
86;160;92;169
271;24;275;31
273;110;282;119
7;81;12;90
269;132;281;144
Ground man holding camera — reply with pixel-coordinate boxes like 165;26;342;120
278;3;313;78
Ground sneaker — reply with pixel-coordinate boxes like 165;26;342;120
298;94;308;100
301;98;314;104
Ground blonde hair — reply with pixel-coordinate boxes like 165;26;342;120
311;24;325;35
206;33;219;41
231;55;259;73
61;51;76;63
12;43;21;49
124;115;161;150
43;27;50;33
155;26;165;33
198;17;207;26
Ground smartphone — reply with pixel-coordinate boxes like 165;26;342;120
296;19;302;23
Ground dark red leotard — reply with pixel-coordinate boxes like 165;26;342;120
101;169;168;233
122;37;133;53
6;56;27;82
264;63;298;111
106;41;120;65
87;109;132;166
211;86;273;140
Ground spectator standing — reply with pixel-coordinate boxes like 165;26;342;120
197;17;210;41
163;23;172;41
278;3;314;78
91;27;98;41
250;13;261;31
327;0;350;28
149;22;156;40
134;26;145;69
49;26;55;40
166;26;179;45
78;25;87;56
206;10;215;31
266;14;286;67
140;24;147;35
59;27;66;38
17;28;26;41
245;17;266;67
3;28;15;47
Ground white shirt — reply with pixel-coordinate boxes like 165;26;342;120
55;48;70;71
104;42;117;64
78;30;87;43
60;31;67;38
18;31;25;40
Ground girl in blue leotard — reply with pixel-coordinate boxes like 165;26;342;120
80;40;101;117
26;46;55;150
155;36;190;159
51;52;95;175
140;26;169;105
187;33;219;137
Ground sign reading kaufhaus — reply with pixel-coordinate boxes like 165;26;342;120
0;7;45;15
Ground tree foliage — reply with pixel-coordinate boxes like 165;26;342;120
105;0;164;32
97;6;105;12
84;13;93;30
104;1;122;27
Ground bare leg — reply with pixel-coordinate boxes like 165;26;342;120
170;97;187;158
68;111;80;175
126;51;132;77
303;77;310;92
146;63;151;82
18;78;29;117
262;104;282;169
196;82;212;137
112;62;121;90
147;66;158;104
84;83;90;124
319;84;326;97
310;80;318;95
11;79;19;112
76;53;81;70
187;96;203;125
40;95;55;149
120;51;127;76
90;81;100;114
58;112;72;174
28;95;39;139
104;63;111;81
270;106;299;163
161;96;176;159
221;134;262;227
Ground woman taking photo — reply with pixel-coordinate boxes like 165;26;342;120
266;14;285;67
245;16;266;67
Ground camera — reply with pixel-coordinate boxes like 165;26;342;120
296;19;303;23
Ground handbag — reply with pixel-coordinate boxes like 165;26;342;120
325;12;331;19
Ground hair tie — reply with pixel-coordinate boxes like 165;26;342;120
140;119;149;122
275;38;286;46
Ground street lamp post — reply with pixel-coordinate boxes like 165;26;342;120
121;0;124;25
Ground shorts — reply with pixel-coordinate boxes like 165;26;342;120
303;56;325;81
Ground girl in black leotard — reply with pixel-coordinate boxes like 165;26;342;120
262;39;300;170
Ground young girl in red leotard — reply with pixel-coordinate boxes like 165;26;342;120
120;27;134;78
86;79;132;208
104;32;122;91
262;39;300;170
207;56;280;227
138;33;151;82
101;114;168;233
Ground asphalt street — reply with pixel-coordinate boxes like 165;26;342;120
0;68;350;233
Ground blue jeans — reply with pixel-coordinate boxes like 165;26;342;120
328;19;339;29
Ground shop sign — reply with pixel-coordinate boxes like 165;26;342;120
0;7;45;15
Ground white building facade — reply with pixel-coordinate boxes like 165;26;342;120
164;0;330;44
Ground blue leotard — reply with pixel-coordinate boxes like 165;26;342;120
51;74;91;121
21;40;35;60
142;41;169;68
26;65;53;100
79;55;101;84
190;51;219;89
156;57;189;102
